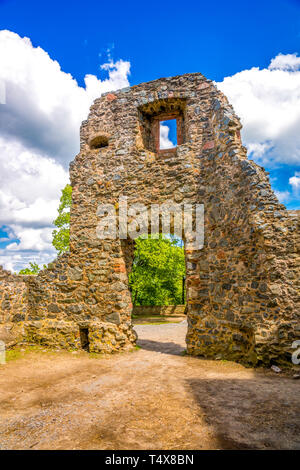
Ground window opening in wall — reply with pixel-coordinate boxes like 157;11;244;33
159;119;177;149
89;135;109;149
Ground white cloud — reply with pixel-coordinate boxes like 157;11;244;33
217;53;300;167
0;248;55;273
272;171;300;205
269;53;300;71
160;123;175;149
0;30;130;166
274;190;291;204
0;137;68;227
0;30;131;271
289;171;300;195
246;142;273;158
6;227;53;252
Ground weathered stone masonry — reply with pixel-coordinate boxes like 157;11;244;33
0;73;299;365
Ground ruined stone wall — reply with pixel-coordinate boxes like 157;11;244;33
0;267;29;346
0;73;299;365
185;94;299;365
9;253;136;352
0;267;28;323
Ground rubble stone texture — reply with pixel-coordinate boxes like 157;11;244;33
0;73;299;365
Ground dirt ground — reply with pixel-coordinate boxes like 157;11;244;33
0;321;299;450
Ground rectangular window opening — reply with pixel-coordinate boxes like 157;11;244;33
79;327;90;352
159;119;177;150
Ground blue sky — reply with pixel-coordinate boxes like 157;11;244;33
1;0;299;84
0;0;299;270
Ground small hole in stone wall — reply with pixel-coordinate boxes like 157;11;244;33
89;135;109;149
79;327;90;352
159;119;177;149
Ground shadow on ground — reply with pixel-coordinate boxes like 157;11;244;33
137;338;185;356
186;376;300;450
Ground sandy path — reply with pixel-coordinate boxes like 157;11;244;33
0;321;299;450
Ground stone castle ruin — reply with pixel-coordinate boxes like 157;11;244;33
0;73;299;366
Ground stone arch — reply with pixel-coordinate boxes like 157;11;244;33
0;73;299;366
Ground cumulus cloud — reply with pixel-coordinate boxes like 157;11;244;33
0;30;130;166
274;171;300;205
269;53;300;71
274;190;292;204
0;137;68;227
159;123;176;149
0;30;131;271
217;53;300;167
289;171;300;195
6;226;53;252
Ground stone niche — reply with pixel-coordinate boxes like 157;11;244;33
0;73;299;366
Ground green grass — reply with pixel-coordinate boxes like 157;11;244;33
4;345;68;363
2;343;142;364
88;353;100;359
88;351;106;359
6;348;22;362
5;345;43;362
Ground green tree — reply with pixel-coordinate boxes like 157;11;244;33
52;184;72;254
129;235;185;306
19;262;43;275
